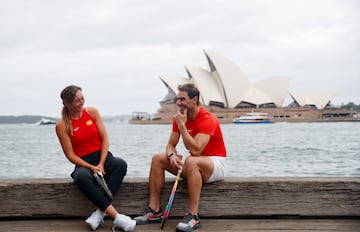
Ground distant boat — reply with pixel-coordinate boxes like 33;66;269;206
233;112;272;124
36;118;56;125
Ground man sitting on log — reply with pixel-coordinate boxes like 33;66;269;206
134;83;227;232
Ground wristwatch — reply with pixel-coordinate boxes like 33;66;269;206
167;152;175;158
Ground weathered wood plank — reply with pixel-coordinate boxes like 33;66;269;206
1;219;360;232
0;177;359;218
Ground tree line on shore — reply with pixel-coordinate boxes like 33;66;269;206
0;102;358;124
340;102;360;112
0;115;131;124
0;115;57;124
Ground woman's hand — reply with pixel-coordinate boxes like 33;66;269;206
90;164;104;175
96;164;105;175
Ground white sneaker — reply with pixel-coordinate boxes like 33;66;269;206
85;209;105;231
113;214;136;232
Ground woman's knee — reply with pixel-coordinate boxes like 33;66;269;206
112;157;128;175
71;167;93;184
113;157;127;168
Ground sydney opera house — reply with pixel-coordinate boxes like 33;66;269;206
131;49;358;123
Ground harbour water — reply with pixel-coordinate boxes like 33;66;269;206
0;121;359;179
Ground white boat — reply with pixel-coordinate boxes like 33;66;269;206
36;118;56;125
233;112;272;124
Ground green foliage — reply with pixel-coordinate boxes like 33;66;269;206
0;115;58;124
340;102;360;112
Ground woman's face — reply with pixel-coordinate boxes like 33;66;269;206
68;90;85;113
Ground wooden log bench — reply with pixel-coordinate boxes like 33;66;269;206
1;177;359;219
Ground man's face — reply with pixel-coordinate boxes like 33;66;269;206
176;91;190;114
176;91;197;114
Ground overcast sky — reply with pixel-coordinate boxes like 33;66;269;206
0;0;359;117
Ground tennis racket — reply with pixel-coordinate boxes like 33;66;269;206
94;172;114;200
160;165;183;229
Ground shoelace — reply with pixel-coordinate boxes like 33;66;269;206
182;213;196;223
144;206;161;216
144;207;154;214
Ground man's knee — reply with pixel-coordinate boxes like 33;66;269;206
184;156;199;169
151;153;165;164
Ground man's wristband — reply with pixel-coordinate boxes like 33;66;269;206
167;152;174;158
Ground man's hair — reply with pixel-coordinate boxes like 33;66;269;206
178;83;200;105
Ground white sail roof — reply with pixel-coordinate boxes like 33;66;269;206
185;65;225;106
290;90;336;109
241;86;274;105
159;49;335;110
253;77;290;107
203;49;250;108
159;74;192;95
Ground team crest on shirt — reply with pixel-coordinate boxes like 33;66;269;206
86;120;93;126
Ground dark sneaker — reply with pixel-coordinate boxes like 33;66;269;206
176;213;201;232
134;207;163;225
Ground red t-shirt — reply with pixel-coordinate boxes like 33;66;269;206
172;107;226;157
70;109;102;157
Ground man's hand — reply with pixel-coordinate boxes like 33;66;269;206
169;155;183;170
175;108;187;127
